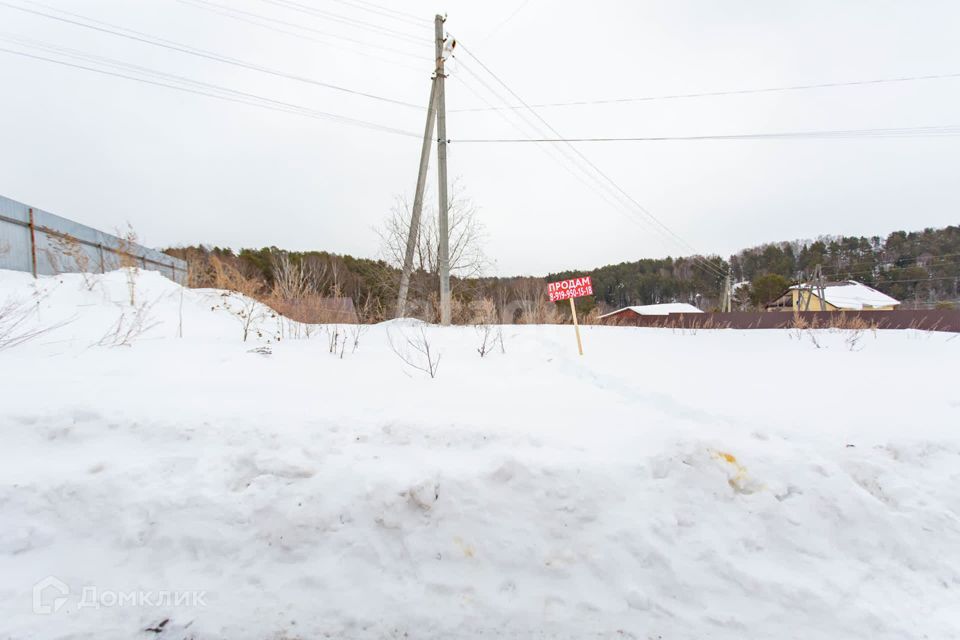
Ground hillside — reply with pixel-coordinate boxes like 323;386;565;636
167;224;960;321
2;269;959;638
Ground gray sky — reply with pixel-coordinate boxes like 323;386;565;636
1;0;958;276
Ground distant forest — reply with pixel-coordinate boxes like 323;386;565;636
166;224;960;322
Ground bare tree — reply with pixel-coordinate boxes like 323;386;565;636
378;180;488;317
387;325;441;378
271;251;327;302
513;278;558;324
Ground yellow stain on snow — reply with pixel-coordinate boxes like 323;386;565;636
453;536;475;558
711;450;750;491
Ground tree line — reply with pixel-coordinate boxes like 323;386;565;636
165;223;959;323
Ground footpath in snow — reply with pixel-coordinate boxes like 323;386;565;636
1;269;959;639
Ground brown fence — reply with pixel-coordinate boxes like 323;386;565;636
602;310;960;333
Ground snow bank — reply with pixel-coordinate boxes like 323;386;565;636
1;271;959;639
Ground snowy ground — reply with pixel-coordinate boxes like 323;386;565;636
1;269;959;640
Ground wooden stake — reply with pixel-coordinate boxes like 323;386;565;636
570;297;583;355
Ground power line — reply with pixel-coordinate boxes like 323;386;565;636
812;252;960;277
0;0;424;109
172;0;427;72
810;251;960;274
253;0;431;44
820;260;960;280
451;71;960;112
0;44;420;137
180;0;429;49
325;0;430;26
3;0;429;72
453;55;728;281
453;41;729;280
481;0;532;43
450;63;672;255
857;275;959;285
449;125;960;143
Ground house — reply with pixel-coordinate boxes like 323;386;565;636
271;297;359;323
766;280;899;312
599;302;703;323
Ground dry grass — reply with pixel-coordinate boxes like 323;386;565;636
115;223;140;306
96;301;159;347
0;292;71;351
48;233;98;290
208;255;272;342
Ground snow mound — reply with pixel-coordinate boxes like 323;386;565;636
1;269;959;639
0;268;296;348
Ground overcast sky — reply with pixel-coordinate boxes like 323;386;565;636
1;0;958;276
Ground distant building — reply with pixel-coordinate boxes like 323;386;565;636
599;302;703;323
271;297;359;324
766;280;899;312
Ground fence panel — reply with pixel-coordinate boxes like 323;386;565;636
603;310;960;333
0;194;186;283
0;197;34;273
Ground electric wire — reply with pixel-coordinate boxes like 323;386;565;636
173;0;427;72
253;0;431;44
451;71;960;112
0;42;420;138
481;0;532;43
814;252;960;277
819;259;960;280
453;40;729;280
454;56;728;281
449;126;960;143
454;56;729;280
0;0;424;109
179;0;429;49
450;60;657;247
326;0;430;26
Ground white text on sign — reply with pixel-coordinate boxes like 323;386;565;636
547;276;593;302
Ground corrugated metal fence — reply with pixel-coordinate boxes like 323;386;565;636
602;310;960;332
0;194;186;283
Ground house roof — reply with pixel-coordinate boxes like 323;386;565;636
789;280;900;310
599;302;704;318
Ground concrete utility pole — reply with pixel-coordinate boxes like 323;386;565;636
815;263;826;311
395;75;439;318
721;273;732;312
434;14;452;325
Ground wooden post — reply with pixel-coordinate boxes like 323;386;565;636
570;297;583;355
28;208;38;278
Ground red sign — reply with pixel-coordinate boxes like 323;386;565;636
547;276;593;302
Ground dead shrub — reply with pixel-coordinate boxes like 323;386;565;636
387;325;441;378
0;293;70;350
208;255;271;342
96;300;159;347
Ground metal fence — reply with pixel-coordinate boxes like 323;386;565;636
602;310;960;332
0;194;186;284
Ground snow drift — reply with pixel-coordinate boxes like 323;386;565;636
1;269;959;639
